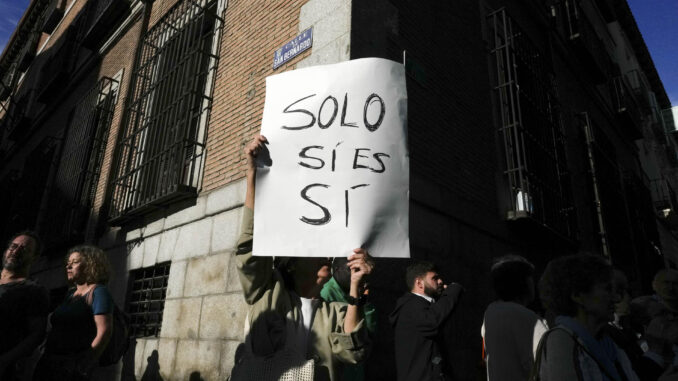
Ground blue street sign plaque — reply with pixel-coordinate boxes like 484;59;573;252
273;27;313;70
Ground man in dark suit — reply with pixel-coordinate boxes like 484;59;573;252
389;261;463;381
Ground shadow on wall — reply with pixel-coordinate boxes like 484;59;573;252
120;347;213;381
141;350;163;381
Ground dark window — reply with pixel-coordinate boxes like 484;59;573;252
40;77;119;249
37;26;80;103
0;138;59;240
126;261;171;338
110;0;222;222
488;8;575;239
650;178;678;214
551;0;614;84
0;170;21;240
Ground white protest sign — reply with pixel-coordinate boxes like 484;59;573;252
254;58;409;258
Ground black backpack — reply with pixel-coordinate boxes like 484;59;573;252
86;287;132;366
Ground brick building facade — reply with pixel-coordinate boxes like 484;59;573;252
0;0;676;379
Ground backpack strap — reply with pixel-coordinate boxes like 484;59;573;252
530;326;619;381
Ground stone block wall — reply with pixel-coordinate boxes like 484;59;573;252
123;180;247;380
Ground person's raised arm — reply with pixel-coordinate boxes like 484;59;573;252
413;282;463;337
344;248;373;333
244;134;268;209
236;134;274;304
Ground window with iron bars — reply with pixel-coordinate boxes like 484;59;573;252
488;8;575;239
110;0;223;222
126;261;171;338
40;77;119;250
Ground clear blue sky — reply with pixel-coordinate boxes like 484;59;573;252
0;0;30;57
627;0;678;107
0;0;675;105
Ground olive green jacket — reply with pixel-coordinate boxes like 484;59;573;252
235;207;370;381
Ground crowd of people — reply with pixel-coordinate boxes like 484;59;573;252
237;135;678;381
482;254;678;381
1;134;678;381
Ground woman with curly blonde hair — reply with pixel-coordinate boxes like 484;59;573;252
34;245;114;381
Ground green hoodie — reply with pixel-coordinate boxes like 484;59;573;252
320;277;377;381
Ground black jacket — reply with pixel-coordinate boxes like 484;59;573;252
388;284;463;381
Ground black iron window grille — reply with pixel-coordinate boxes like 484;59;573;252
110;0;222;222
488;8;575;239
650;178;678;216
41;77;119;248
625;69;651;112
610;75;643;138
126;261;171;338
551;0;615;84
661;108;676;132
1;62;18;101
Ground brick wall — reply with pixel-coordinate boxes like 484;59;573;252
202;0;316;192
89;11;145;238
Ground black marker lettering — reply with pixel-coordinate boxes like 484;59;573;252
345;184;370;227
331;142;343;172
318;95;338;129
281;94;316;130
298;145;325;169
340;93;358;128
300;183;331;225
352;148;371;170
363;93;385;132
371;152;391;173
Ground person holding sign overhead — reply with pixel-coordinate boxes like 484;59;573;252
230;135;372;381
